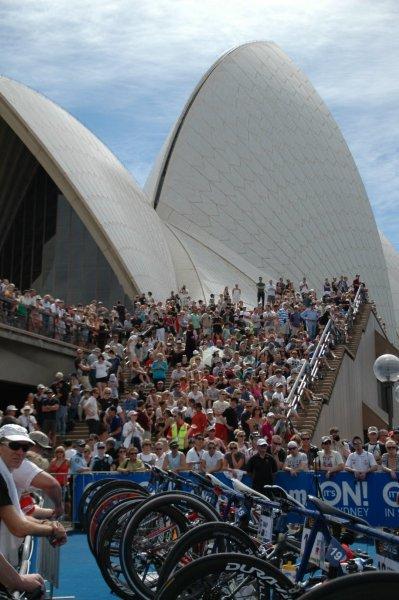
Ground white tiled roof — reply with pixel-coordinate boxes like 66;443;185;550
147;41;396;339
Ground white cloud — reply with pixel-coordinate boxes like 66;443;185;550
0;0;398;248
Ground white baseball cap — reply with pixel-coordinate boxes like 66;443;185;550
0;424;34;444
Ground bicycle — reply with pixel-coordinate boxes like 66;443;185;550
87;467;221;599
156;484;399;599
156;476;305;593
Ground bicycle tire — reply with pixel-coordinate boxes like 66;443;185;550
98;503;187;599
88;489;147;554
94;498;144;559
78;478;115;527
84;479;148;530
157;552;294;599
299;571;399;600
157;521;258;591
121;492;219;599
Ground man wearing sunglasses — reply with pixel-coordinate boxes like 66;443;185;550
315;436;344;478
12;432;63;518
0;425;67;566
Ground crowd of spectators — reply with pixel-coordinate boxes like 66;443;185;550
2;273;397;502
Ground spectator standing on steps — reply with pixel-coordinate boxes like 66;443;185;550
266;279;276;305
40;390;59;446
83;388;100;434
256;277;266;308
300;303;319;340
232;284;241;306
51;372;70;437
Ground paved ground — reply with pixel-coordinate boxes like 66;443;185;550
56;532;111;599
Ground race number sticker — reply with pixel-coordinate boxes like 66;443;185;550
301;527;326;568
257;514;273;543
326;537;346;566
375;539;399;572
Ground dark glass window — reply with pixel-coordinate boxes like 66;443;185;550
0;120;134;308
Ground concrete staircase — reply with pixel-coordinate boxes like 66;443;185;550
57;420;89;444
56;356;173;445
295;302;372;436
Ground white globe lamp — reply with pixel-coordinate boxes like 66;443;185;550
373;354;399;428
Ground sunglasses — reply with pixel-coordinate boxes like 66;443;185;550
387;446;397;449
2;441;31;452
301;437;310;441
129;453;138;456
230;446;238;449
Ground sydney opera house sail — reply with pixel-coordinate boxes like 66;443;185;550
146;41;397;339
0;76;177;304
0;41;398;340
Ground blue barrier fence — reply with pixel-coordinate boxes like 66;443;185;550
72;471;399;527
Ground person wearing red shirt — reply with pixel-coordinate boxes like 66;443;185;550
49;446;69;487
188;403;208;437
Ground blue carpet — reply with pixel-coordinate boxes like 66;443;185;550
55;532;379;599
56;532;113;599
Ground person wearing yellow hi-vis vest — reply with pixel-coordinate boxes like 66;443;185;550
169;412;189;451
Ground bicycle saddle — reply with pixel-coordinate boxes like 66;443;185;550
232;478;274;502
308;495;368;526
207;473;237;494
189;471;215;489
263;485;306;510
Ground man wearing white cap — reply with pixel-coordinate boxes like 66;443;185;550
0;424;67;565
283;441;308;475
12;428;64;517
364;426;384;464
5;406;18;417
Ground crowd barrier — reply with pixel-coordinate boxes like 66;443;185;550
72;470;399;527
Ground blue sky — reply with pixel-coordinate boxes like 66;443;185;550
1;0;398;249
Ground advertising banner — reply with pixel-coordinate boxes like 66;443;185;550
274;471;399;527
72;471;399;527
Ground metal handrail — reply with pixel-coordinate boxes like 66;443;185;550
286;284;366;422
345;283;365;336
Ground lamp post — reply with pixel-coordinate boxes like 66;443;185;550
373;354;399;429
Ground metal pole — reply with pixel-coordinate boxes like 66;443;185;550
387;381;394;430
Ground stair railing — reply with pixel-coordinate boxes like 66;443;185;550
345;283;366;337
286;284;366;424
